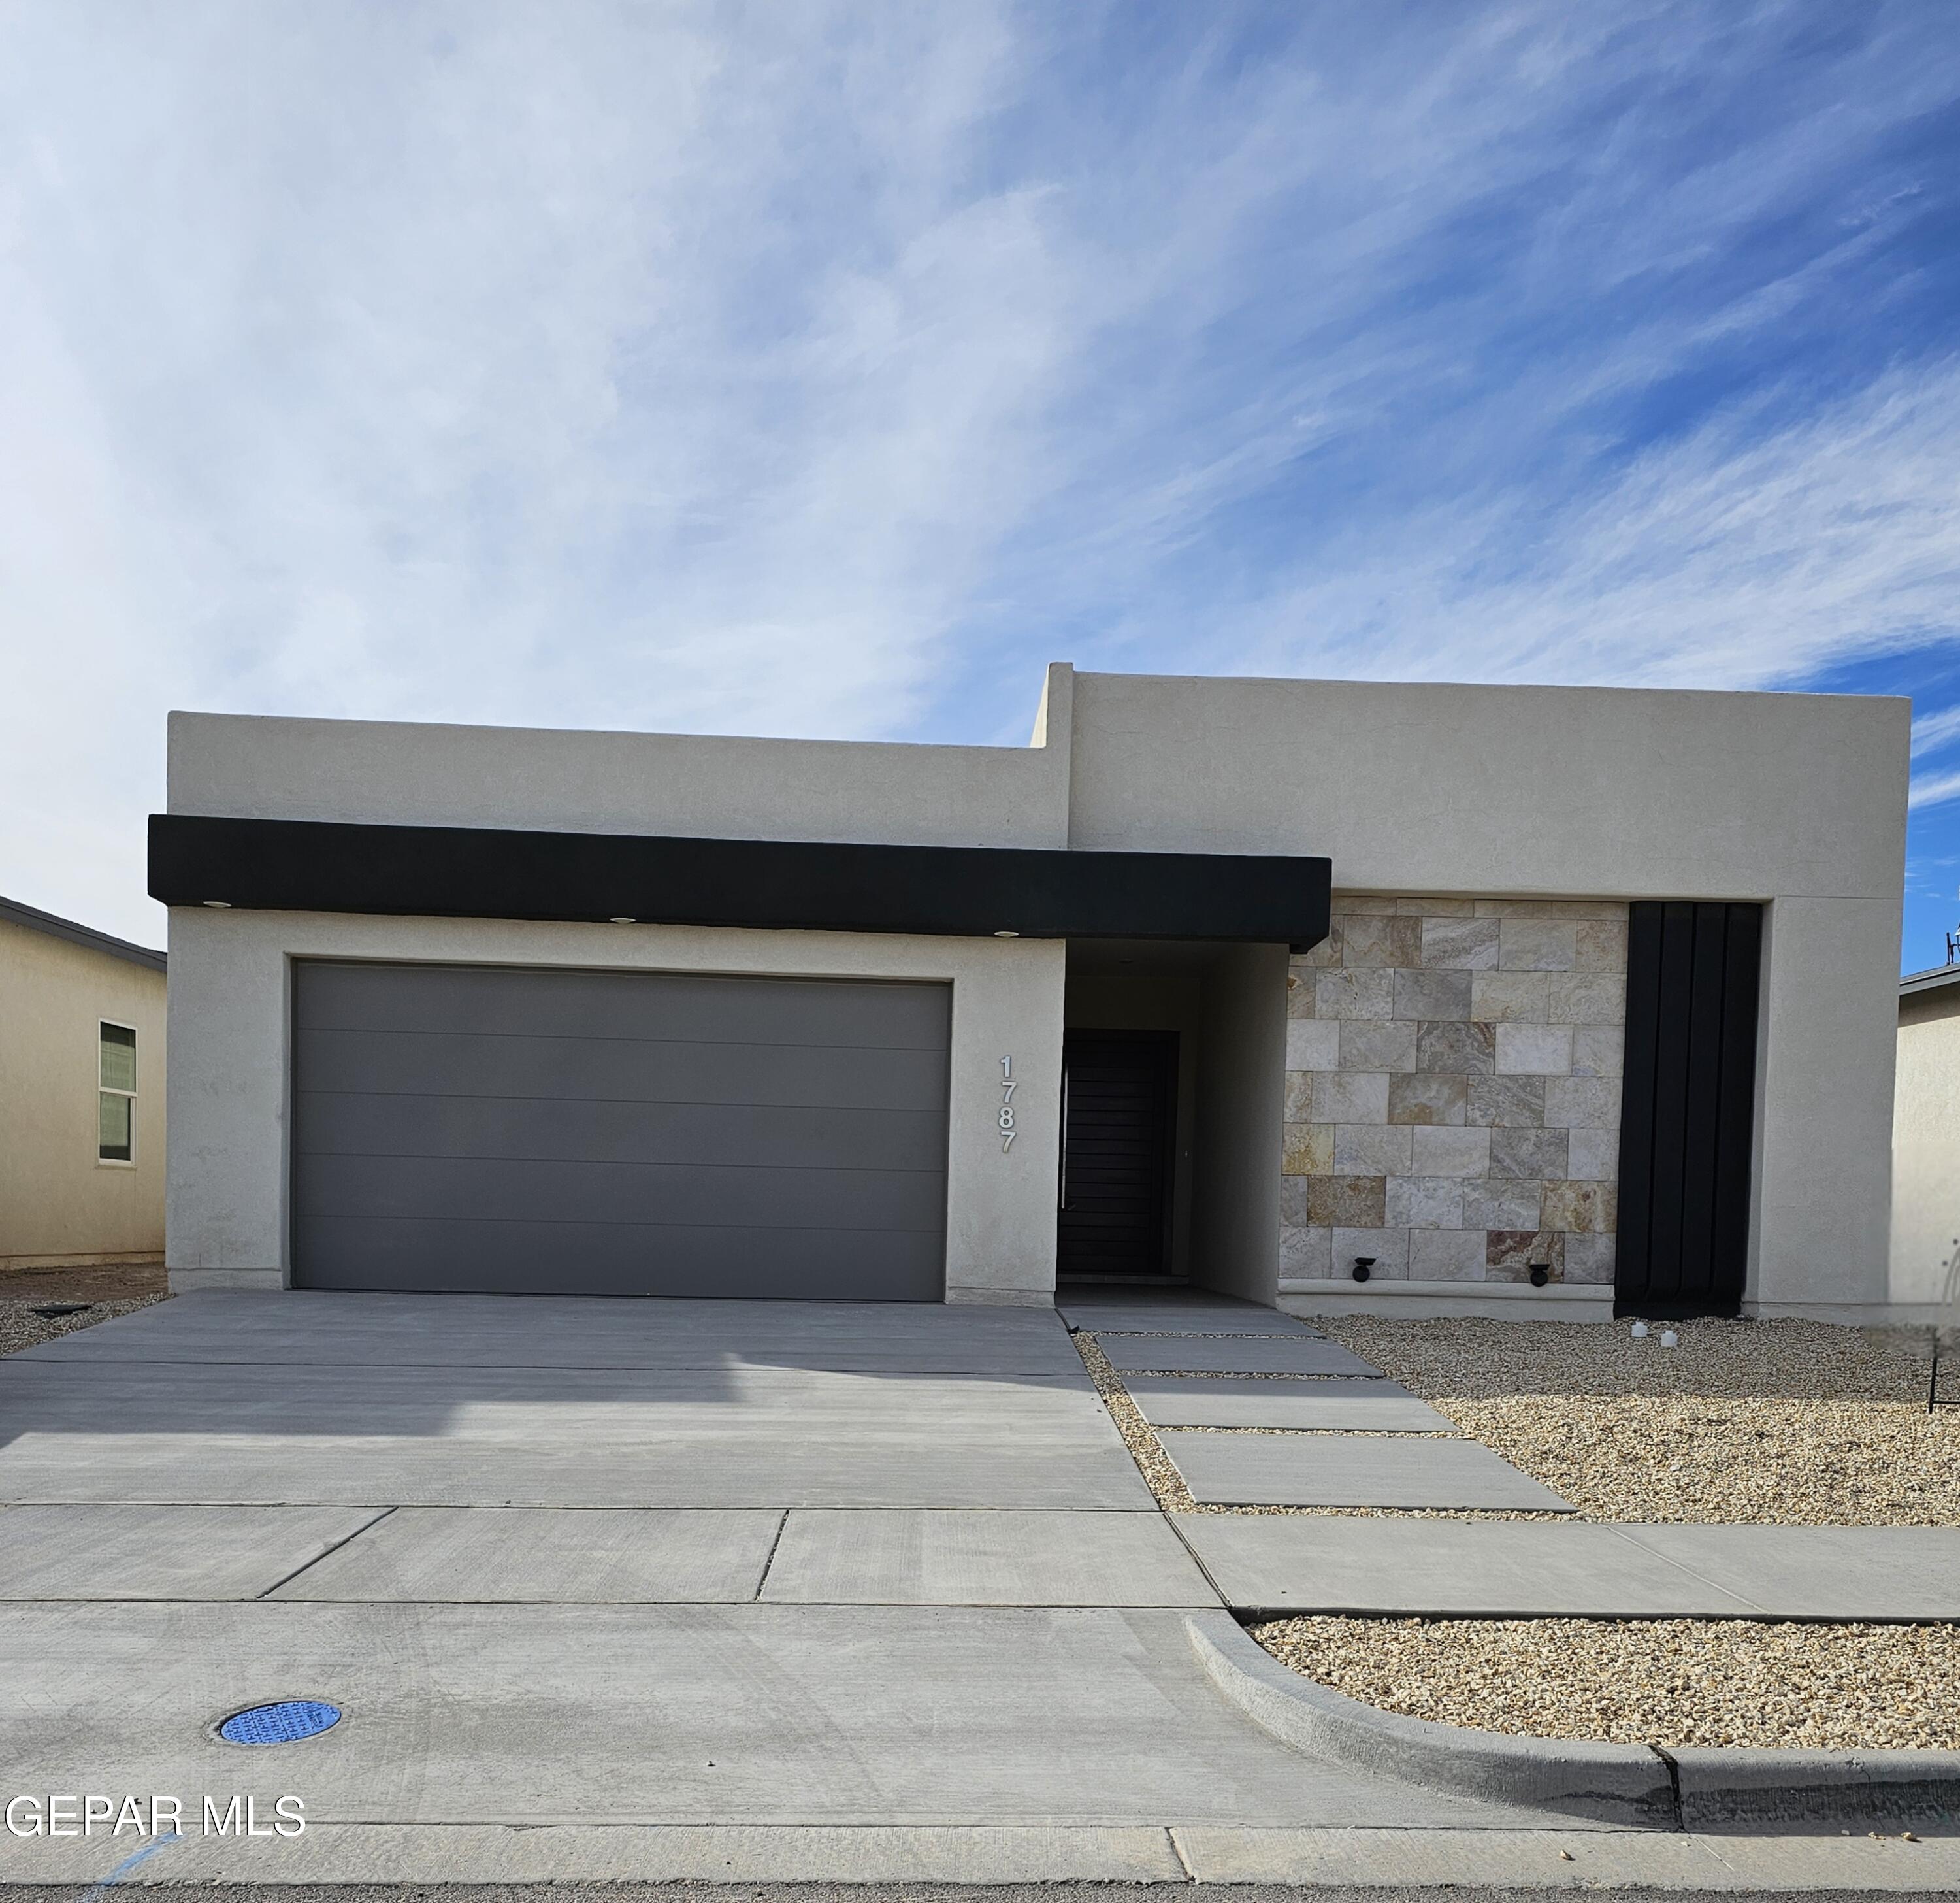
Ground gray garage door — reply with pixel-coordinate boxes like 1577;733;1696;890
291;961;950;1299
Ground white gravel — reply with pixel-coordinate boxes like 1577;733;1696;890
1252;1612;1960;1751
1074;1332;1198;1510
1318;1315;1960;1525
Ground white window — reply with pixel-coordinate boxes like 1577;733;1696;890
99;1021;137;1164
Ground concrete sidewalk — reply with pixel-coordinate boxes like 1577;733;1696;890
1181;1516;1960;1619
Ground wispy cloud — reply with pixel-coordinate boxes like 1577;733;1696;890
1912;704;1960;757
1;1;1956;940
1908;703;1960;816
1224;361;1960;691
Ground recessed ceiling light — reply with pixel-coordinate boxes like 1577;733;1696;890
609;916;636;924
994;930;1019;938
202;899;231;908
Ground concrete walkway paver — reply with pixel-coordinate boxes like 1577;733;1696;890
1126;1374;1451;1432
1056;1289;1322;1336
1159;1429;1575;1512
1082;1291;1578;1515
1099;1334;1379;1376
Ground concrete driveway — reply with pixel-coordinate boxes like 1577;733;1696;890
0;1291;1591;1885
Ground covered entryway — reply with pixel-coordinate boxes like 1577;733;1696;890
290;961;950;1299
1061;940;1290;1300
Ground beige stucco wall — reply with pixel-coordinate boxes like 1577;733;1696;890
169;708;1071;849
165;907;1064;1302
0;919;166;1264
1891;983;1960;1316
1192;942;1290;1304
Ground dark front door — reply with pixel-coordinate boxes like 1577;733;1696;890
1615;902;1764;1319
1058;1031;1177;1280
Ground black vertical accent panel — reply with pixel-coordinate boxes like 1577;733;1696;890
1709;904;1764;1295
1676;906;1728;1304
1614;904;1663;1304
1646;903;1697;1307
1616;900;1765;1318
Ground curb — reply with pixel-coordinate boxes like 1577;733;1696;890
1185;1614;1673;1827
6;1822;1960;1890
1669;1745;1960;1829
1184;1613;1960;1829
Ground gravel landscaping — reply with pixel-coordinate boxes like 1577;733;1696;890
0;1297;166;1359
1316;1316;1960;1525
1252;1611;1960;1751
1075;1332;1198;1510
0;1263;168;1359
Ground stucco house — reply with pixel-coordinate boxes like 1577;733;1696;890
1;895;167;1270
1891;961;1960;1323
151;663;1908;1323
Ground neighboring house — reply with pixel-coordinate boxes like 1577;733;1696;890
0;895;167;1268
1891;962;1960;1322
152;664;1908;1323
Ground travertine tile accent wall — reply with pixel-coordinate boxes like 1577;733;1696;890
1280;895;1627;1286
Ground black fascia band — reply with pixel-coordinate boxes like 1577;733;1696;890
148;814;1331;950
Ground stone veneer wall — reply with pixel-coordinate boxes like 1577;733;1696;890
1280;895;1627;1286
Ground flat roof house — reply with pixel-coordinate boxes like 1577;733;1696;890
1;895;167;1270
1891;962;1960;1322
152;663;1909;1323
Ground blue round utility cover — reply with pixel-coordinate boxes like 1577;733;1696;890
218;1700;342;1744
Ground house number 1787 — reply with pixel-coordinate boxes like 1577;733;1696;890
998;1055;1017;1153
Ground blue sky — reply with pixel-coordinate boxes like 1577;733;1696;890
2;1;1957;957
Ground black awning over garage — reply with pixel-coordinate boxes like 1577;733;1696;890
148;815;1331;950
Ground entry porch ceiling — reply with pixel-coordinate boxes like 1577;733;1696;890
148;816;1331;949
